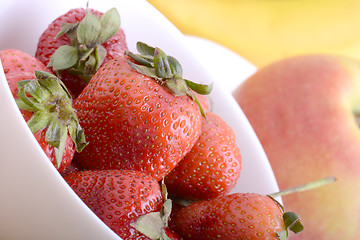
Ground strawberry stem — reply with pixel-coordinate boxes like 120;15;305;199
269;176;336;198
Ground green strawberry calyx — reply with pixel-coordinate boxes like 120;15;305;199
125;41;213;118
15;70;88;168
48;7;121;83
271;199;303;240
130;180;173;240
276;211;303;240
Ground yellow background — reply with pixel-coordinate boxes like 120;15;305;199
147;0;360;68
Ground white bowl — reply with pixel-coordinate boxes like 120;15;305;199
0;0;279;239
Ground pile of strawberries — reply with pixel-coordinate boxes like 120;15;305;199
0;6;303;240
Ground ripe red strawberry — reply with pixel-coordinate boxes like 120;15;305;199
165;111;242;201
1;49;53;99
73;42;212;181
63;169;163;239
173;193;303;240
168;201;185;233
194;92;210;112
35;7;128;98
61;161;82;177
130;180;185;240
1;49;87;172
0;49;51;77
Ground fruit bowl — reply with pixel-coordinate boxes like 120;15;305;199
0;0;279;239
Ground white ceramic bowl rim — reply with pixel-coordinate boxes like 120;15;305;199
0;1;279;239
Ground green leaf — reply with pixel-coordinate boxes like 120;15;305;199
137;41;155;56
127;62;158;79
161;179;168;201
35;70;57;81
56;22;79;39
26;110;51;134
68;120;88;152
35;70;72;100
84;55;97;75
17;81;45;111
79;46;94;62
168;56;183;78
98;8;121;43
77;11;101;45
161;199;172;226
154;48;173;79
165;78;188;97
48;45;78;71
16;79;32;88
185;80;213;95
15;98;36;112
54;124;68;168
23;80;50;103
45;119;63;148
283;212;304;234
130;212;164;239
125;51;154;68
95;45;107;70
35;71;62;96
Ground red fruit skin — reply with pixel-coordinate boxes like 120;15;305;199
174;193;286;240
61;161;82;177
0;49;52;77
63;169;163;240
194;92;210;112
32;127;75;173
1;50;74;173
168;201;185;234
35;8;128;98
73;55;202;181
164;227;184;240
165;112;242;200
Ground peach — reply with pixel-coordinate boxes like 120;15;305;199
233;55;360;239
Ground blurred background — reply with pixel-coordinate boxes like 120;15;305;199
147;0;360;68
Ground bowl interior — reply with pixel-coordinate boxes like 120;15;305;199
0;0;279;239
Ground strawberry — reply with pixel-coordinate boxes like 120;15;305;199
35;7;128;98
63;169;163;239
168;201;185;233
1;49;87;172
173;193;303;240
61;161;82;177
130;180;185;240
165;111;242;201
194;92;211;112
0;49;51;77
73;42;212;181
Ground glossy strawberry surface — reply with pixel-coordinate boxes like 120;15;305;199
165;111;242;200
64;169;163;239
73;55;202;181
174;193;286;240
0;49;51;77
